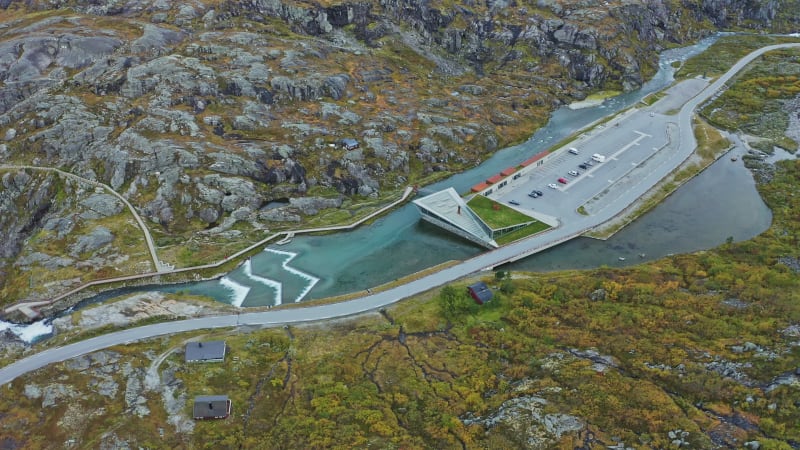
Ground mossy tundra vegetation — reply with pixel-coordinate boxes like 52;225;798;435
2;38;800;449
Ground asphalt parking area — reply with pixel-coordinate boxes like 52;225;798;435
494;102;674;221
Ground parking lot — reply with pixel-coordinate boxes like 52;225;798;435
489;86;698;224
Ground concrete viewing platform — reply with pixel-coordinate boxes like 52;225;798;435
412;188;498;249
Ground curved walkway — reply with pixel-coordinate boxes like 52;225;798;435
0;164;162;272
2;43;799;386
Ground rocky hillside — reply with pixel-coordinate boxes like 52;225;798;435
0;0;798;301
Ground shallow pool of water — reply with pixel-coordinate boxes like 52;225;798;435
503;144;772;272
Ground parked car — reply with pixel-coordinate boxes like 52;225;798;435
557;177;568;184
568;147;580;155
509;200;521;205
591;153;606;163
528;191;539;198
578;163;589;170
548;183;559;189
568;170;579;177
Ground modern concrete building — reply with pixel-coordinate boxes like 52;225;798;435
414;187;544;248
185;341;227;363
412;187;498;249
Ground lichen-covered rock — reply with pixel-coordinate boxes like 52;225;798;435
259;207;301;222
124;366;150;417
462;395;583;448
289;196;343;215
79;193;124;219
15;252;74;270
42;383;78;408
69;226;115;257
130;24;185;55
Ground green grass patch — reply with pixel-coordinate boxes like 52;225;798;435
641;91;667;106
467;195;535;229
586;90;622;101
494;221;551;245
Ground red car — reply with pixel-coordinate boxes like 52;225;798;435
557;177;568;184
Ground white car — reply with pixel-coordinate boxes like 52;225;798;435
547;183;558;189
568;148;580;155
568;170;579;176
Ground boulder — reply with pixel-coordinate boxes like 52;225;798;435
289;196;343;215
130;24;185;54
258;208;301;222
42;383;76;408
69;226;115;257
198;207;220;224
15;252;74;270
79;193;124;219
589;289;606;301
42;217;75;238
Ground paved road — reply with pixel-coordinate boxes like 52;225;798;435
2;43;798;387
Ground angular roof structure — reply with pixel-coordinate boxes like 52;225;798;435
413;188;497;248
470;182;490;193
486;174;505;184
520;151;548;167
500;167;517;176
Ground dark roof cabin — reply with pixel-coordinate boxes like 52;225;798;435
467;281;493;305
185;340;227;363
193;395;232;420
341;138;359;150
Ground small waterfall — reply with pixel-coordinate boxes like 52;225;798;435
219;277;250;307
243;259;283;306
0;319;53;342
265;249;320;302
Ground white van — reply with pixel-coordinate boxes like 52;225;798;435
568;147;579;155
591;153;606;163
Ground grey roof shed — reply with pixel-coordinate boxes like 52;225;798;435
185;340;226;363
341;138;359;149
193;395;232;420
467;281;493;305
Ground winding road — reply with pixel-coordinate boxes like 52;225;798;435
1;42;798;387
